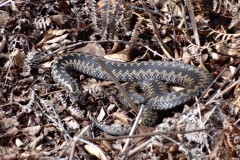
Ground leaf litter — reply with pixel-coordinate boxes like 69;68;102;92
0;0;239;159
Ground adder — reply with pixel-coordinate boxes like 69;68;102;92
51;53;213;135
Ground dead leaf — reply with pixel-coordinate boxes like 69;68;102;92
222;67;233;80
15;138;24;147
33;58;50;68
0;10;10;28
84;144;107;160
104;48;131;62
211;52;220;60
2;127;18;138
161;2;183;18
233;83;240;108
182;49;192;64
107;104;116;113
229;66;236;76
30;134;44;149
100;81;114;86
112;112;129;124
44;33;69;44
63;116;80;129
138;125;155;134
17;76;34;85
0;118;19;130
11;49;25;68
74;43;106;57
49;15;68;25
43;126;57;136
22;125;41;136
47;29;68;36
0;36;7;52
101;140;112;151
36;29;70;48
111;35;122;53
112;143;123;151
97;107;106;122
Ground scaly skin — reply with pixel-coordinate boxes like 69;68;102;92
51;53;213;135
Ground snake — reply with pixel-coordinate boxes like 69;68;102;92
51;53;213;135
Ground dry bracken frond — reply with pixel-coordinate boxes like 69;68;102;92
87;0;98;31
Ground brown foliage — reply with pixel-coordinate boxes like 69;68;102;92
0;0;239;159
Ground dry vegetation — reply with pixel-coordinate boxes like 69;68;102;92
0;0;240;159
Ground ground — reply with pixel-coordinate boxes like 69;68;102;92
0;0;239;159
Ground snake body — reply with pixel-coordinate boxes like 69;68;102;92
51;53;213;135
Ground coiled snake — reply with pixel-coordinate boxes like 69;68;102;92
51;53;213;135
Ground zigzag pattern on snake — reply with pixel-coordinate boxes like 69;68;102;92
51;53;213;135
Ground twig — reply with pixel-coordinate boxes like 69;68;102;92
69;126;91;160
120;105;144;159
197;68;226;101
221;64;240;89
203;104;219;126
0;0;14;7
96;58;138;113
184;0;200;46
206;79;240;106
205;63;240;106
139;42;166;59
203;79;240;125
141;1;174;59
184;0;206;70
0;102;18;108
199;65;240;125
157;133;192;159
234;118;240;125
126;139;151;157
